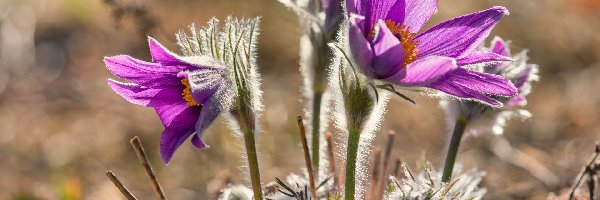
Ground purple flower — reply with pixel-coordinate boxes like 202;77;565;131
485;37;538;107
347;0;518;106
105;37;230;163
441;37;539;135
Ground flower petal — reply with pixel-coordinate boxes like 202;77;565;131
148;37;181;66
346;0;361;14
185;68;229;104
428;78;502;107
149;37;225;72
447;68;517;96
415;6;509;58
159;106;201;163
194;87;229;144
155;101;195;127
349;14;374;74
324;0;343;29
362;0;395;33
456;51;512;66
427;67;518;107
491;36;509;57
371;20;405;77
104;55;181;88
386;0;437;33
191;134;207;149
108;79;183;107
383;56;457;86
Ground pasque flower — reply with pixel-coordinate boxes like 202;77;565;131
441;37;539;135
439;37;538;182
347;0;518;106
105;37;230;163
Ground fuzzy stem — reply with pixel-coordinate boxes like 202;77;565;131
344;129;361;200
243;128;263;200
442;118;468;183
311;90;323;174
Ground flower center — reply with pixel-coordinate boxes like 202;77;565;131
369;20;420;68
181;79;201;107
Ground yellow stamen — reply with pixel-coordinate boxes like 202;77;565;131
181;79;201;107
369;20;420;68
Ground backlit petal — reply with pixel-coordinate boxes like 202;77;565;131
416;7;508;58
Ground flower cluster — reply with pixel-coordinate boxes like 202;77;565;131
104;0;540;199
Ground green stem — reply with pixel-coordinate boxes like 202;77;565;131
311;91;323;174
441;118;468;183
344;129;361;200
243;129;263;200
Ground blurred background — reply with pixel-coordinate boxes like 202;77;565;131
0;0;599;199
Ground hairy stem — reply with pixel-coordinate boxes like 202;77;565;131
442;118;468;183
344;129;361;200
243;129;263;200
311;90;323;174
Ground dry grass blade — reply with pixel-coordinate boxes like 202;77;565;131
130;136;167;200
297;116;318;199
569;143;600;200
326;132;339;189
376;131;395;200
369;148;381;200
106;171;138;200
392;158;401;177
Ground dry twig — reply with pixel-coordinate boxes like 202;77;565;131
106;171;138;200
297;116;318;199
130;136;167;200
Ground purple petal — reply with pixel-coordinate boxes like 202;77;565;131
456;51;512;66
108;79;183;107
383;56;457;86
191;134;207;149
194;87;228;144
346;0;361;14
491;37;509;56
429;78;502;106
507;95;525;106
149;37;221;72
372;20;402;55
415;6;509;58
155;101;197;126
324;0;342;29
372;45;405;78
362;0;395;34
104;55;181;88
427;67;517;106
386;0;437;33
371;20;405;77
513;64;536;89
148;37;183;66
185;69;229;104
159;106;201;163
349;15;374;74
446;68;517;96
